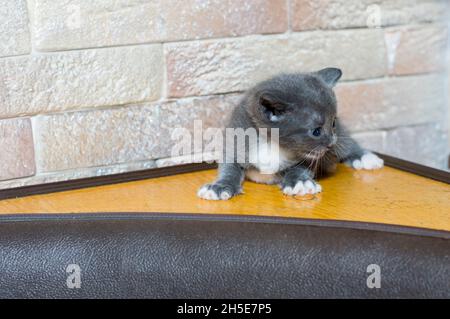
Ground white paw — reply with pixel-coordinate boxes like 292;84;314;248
197;184;232;201
351;153;384;170
282;180;322;196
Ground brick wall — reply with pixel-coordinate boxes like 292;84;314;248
0;0;449;189
448;18;450;157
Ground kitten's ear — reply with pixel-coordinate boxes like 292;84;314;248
259;93;286;121
316;67;342;87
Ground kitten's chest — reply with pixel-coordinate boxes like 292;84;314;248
247;138;294;174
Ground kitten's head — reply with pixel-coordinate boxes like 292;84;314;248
246;68;342;160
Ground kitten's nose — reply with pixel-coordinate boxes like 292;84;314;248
327;136;337;149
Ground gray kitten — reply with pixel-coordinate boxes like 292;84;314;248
198;68;383;200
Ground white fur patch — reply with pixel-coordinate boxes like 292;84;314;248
248;138;293;174
282;180;322;196
197;185;231;201
246;169;281;185
351;153;384;170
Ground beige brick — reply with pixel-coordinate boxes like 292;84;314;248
159;94;241;134
0;160;157;190
34;105;161;172
0;118;36;181
384;123;448;169
336;74;446;132
385;25;448;76
155;152;218;168
0;45;163;118
147;94;241;160
291;0;449;31
34;94;239;172
166;29;386;97
30;0;287;51
0;0;31;57
351;131;386;153
448;26;450;150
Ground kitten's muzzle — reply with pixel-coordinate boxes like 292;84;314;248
305;148;327;160
325;136;337;150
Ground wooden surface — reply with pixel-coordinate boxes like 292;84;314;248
0;165;449;231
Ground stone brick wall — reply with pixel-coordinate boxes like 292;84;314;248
448;18;450;158
0;0;449;189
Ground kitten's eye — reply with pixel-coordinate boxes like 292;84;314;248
312;127;322;137
332;119;336;128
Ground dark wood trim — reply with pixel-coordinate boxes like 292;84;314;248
0;153;448;201
375;153;450;184
0;162;217;201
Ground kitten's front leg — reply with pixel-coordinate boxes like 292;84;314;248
336;123;384;170
280;165;322;196
197;163;244;200
346;152;384;170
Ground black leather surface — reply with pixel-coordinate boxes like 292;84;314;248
0;214;448;298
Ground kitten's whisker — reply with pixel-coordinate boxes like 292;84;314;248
333;144;346;161
295;147;319;168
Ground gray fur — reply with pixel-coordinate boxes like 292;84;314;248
198;68;371;200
